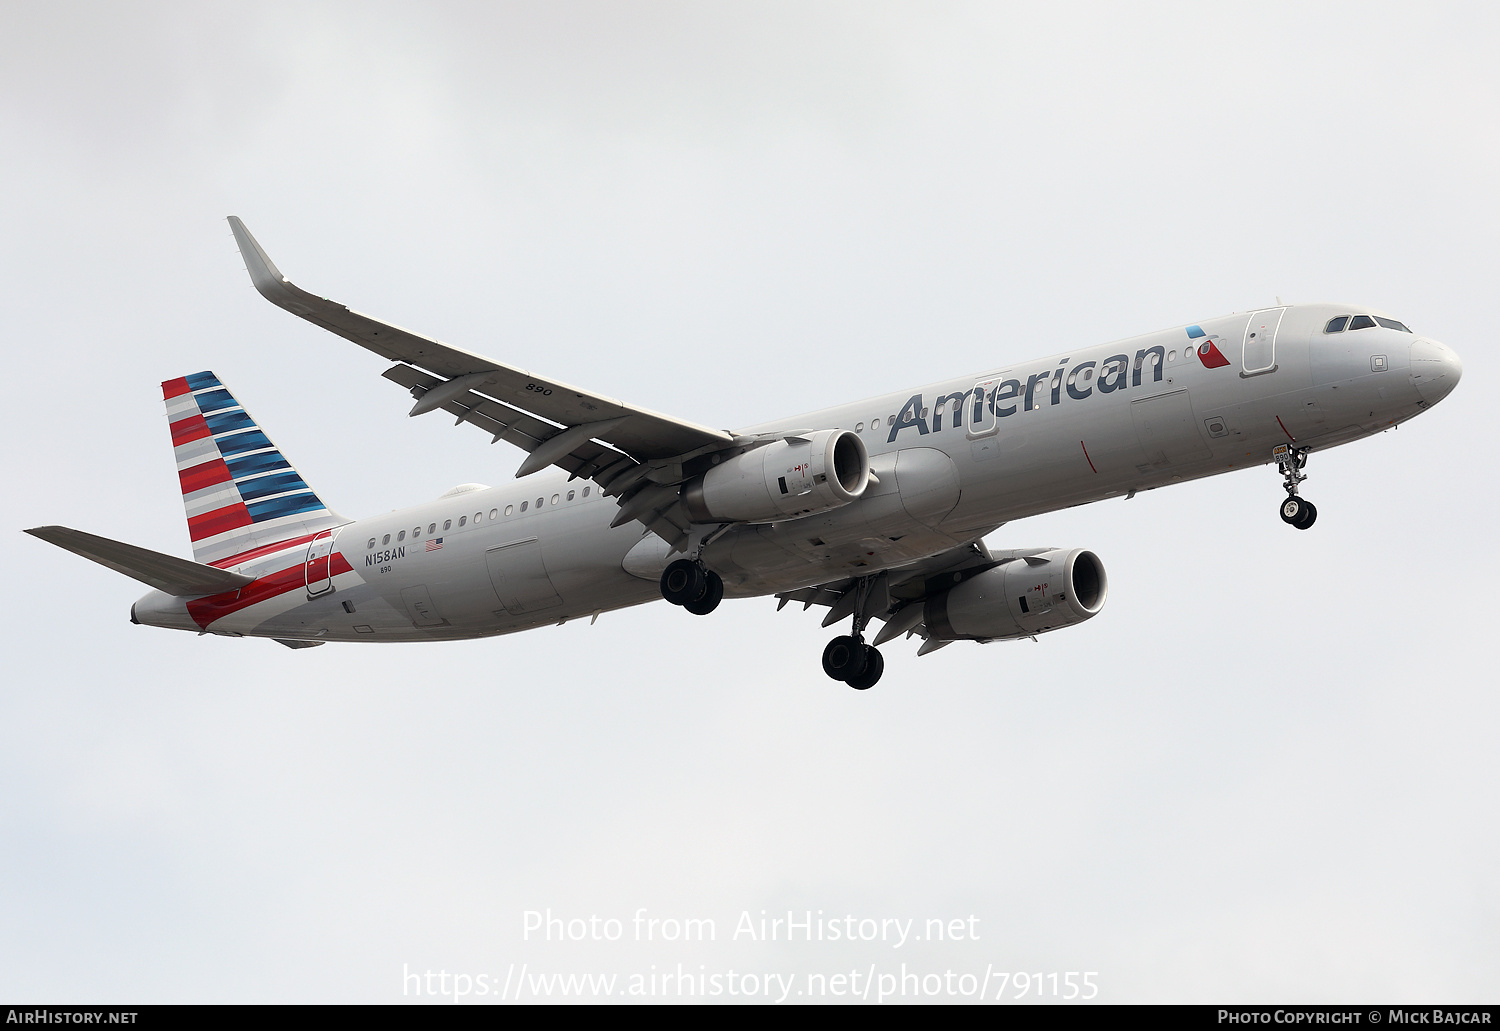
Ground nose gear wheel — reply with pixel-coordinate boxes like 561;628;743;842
1279;496;1317;529
1273;444;1317;530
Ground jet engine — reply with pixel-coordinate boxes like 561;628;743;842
924;549;1108;641
682;430;870;524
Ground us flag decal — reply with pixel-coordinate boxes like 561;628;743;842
425;537;444;552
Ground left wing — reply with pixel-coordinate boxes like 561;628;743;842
228;217;737;545
777;536;1047;656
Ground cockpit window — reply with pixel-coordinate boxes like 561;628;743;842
1347;315;1376;330
1324;316;1349;333
1374;316;1411;332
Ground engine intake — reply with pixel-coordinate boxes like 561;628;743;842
683;430;870;524
924;548;1108;641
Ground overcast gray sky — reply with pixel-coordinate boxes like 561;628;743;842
2;0;1495;1004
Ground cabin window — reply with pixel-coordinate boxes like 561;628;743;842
1325;316;1349;333
428;523;436;534
567;490;575;501
520;501;528;512
551;494;560;505
537;497;544;508
367;537;376;549
887;415;895;426
458;516;466;527
1167;350;1176;361
382;534;390;545
397;530;406;541
855;422;864;432
505;504;514;516
583;486;591;497
1348;315;1376;330
474;512;482;523
443;519;451;530
489;508;498;520
871;416;880;428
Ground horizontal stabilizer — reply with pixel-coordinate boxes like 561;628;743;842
25;526;255;597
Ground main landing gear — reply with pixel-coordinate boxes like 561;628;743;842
660;558;723;615
823;635;884;691
822;575;886;691
1274;444;1317;530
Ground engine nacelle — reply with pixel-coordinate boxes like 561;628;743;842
682;430;870;524
924;549;1108;641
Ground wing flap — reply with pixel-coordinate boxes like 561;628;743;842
380;364;637;483
774;539;1003;653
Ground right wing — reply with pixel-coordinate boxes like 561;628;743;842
228;217;738;546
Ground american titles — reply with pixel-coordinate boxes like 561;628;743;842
885;339;1207;444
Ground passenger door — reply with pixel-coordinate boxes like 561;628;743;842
1242;308;1285;375
304;529;336;597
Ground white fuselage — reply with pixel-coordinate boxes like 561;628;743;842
131;303;1460;643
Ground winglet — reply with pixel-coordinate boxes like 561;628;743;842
227;216;288;295
227;216;327;315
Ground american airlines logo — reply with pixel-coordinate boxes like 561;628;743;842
886;333;1225;444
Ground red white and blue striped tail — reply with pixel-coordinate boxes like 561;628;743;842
162;372;342;566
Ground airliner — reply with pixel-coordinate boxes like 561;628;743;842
26;218;1463;689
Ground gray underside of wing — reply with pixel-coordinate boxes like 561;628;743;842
777;538;1030;650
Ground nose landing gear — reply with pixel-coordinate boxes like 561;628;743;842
1279;495;1317;529
660;558;723;614
1274;444;1317;529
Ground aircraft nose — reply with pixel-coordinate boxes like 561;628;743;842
1409;337;1462;405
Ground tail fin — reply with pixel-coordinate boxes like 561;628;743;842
162;372;342;565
